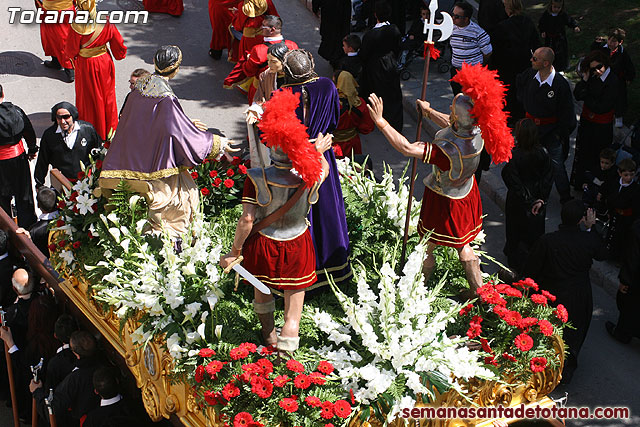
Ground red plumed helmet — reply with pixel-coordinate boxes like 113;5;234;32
258;89;323;187
451;63;514;164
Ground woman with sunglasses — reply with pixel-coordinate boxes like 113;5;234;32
571;50;623;192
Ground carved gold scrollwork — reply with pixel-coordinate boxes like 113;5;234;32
141;381;162;422
165;393;180;414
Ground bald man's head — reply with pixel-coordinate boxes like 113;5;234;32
12;268;34;296
531;47;555;71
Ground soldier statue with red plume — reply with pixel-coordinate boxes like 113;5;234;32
368;63;514;298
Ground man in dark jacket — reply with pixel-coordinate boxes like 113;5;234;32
34;101;101;188
31;330;102;425
26;186;59;258
84;367;135;427
0;84;38;227
525;200;608;384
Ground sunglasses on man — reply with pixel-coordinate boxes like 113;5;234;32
56;114;72;120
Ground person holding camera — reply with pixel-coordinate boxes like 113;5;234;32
571;50;623;193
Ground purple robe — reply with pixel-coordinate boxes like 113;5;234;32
285;77;352;288
102;85;213;179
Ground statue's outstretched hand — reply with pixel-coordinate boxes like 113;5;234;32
221;138;242;162
192;119;208;132
367;94;386;128
314;132;333;154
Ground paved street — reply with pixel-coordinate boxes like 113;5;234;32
1;0;639;425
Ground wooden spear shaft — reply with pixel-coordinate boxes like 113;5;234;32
3;335;20;427
400;45;434;267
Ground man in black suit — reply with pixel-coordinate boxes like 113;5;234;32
84;367;135;427
31;330;102;425
45;314;78;391
0;230;17;307
27;187;59;258
34;101;101;187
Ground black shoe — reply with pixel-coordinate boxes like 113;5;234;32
208;49;222;60
606;321;631;344
64;68;74;83
44;57;62;69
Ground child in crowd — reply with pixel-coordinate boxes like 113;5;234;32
335;34;363;81
599;158;640;260
397;4;429;70
582;148;618;211
591;28;636;127
538;0;580;71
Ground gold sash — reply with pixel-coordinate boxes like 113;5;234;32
79;45;108;58
242;26;263;38
332;127;358;142
42;0;73;10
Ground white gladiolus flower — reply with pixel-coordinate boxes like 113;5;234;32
59;250;75;265
166;333;185;359
214;324;223;339
75;193;96;215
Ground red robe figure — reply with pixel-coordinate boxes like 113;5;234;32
143;0;184;16
208;0;240;60
229;0;278;63
66;0;127;141
224;15;297;103
367;64;514;297
38;0;75;79
332;71;374;158
220;89;330;354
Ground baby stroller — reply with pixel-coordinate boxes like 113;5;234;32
397;39;450;81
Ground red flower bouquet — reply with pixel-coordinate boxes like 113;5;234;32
190;156;250;215
453;278;569;382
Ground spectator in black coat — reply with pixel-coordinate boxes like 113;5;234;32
313;0;352;67
28;186;59;258
45;314;78;391
524;200;608;384
590;28;636;127
502;119;553;274
538;0;580;72
335;34;363;81
477;0;507;40
608;219;640;343
31;330;102;425
84;367;136;427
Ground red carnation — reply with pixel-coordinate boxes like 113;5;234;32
191;171;199;179
320;401;334;419
305;396;321;407
504;287;523;298
471;315;483;324
205;360;223;378
325;424;335;427
232;156;242;165
58;240;67;248
502;310;522;327
260;345;276;355
72;241;81;249
226;168;235;177
554;304;569;323
194;365;205;383
48;243;57;253
203;390;218;405
201;187;210;196
541;289;557;302
537;319;554;336
199;348;216;358
333;400;352;418
521;277;539;291
286;359;305;373
224;178;234;188
459;304;473;316
56;218;65;227
209;170;218;178
493;305;509;317
317;361;334;375
531;294;548;306
309;371;326;385
273;375;291;387
530;357;548;373
480;338;493;354
466;322;482;339
502;352;516;362
518;317;538;329
514;333;534;351
230;346;250;360
213;177;222;187
240;342;257;353
222;383;240;400
77;171;85;180
57;200;66;209
250;376;273;399
239;164;248;174
256;358;273;375
293;374;311;389
234;412;254;427
279;398;299;413
484;355;498;366
95;160;103;170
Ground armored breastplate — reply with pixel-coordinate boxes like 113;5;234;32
424;126;484;199
247;166;320;240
